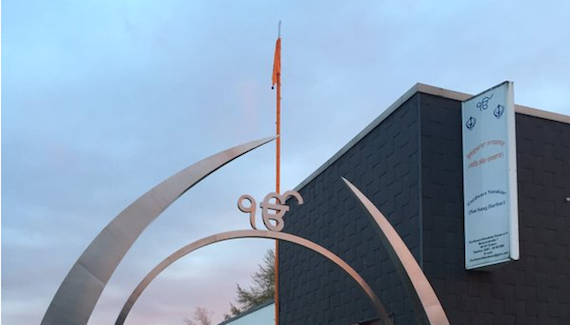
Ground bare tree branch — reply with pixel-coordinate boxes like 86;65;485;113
184;306;213;325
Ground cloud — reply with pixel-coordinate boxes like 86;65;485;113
2;1;569;325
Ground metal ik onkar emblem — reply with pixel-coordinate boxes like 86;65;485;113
238;191;303;231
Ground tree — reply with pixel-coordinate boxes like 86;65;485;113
184;306;213;325
224;249;275;320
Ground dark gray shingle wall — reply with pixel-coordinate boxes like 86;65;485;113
280;94;421;324
279;91;570;324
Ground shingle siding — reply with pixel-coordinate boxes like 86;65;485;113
280;94;421;324
279;91;570;324
419;94;570;324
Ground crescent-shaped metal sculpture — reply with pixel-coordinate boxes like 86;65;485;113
114;230;393;325
342;178;450;325
41;137;274;325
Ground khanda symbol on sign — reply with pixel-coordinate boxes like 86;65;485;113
238;191;304;232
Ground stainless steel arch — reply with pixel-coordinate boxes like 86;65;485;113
342;178;450;325
41;137;274;325
114;230;393;325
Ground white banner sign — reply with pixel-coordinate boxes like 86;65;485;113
462;81;519;270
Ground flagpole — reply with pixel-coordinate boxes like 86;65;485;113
274;20;281;325
276;20;281;195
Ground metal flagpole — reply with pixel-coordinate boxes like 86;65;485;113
276;20;281;195
274;20;282;325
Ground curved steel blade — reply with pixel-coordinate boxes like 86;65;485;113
342;177;450;325
41;136;274;325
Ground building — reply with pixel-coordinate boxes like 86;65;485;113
218;301;274;325
277;83;570;324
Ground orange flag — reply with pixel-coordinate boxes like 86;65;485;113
272;38;281;88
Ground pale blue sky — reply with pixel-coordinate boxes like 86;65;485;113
3;1;570;325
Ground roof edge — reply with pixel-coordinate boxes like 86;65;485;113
295;82;569;192
216;300;274;325
416;83;570;124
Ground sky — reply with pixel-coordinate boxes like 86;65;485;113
2;1;570;325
